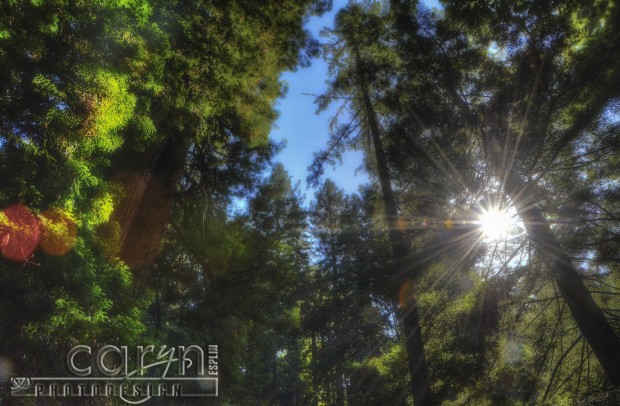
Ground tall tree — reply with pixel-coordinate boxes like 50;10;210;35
391;0;620;387
151;163;311;404
107;0;329;289
0;0;157;375
307;180;396;405
0;0;329;387
310;4;434;404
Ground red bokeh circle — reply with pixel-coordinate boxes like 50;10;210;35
0;204;41;262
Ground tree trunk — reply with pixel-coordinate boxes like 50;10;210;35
503;171;620;385
311;331;319;406
358;59;434;405
109;135;190;291
335;362;345;406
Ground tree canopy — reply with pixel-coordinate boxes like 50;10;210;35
2;1;620;405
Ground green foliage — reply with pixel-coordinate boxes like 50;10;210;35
348;343;410;405
0;1;324;397
3;0;620;405
148;162;311;404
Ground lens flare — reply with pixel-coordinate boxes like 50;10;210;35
0;204;40;262
0;356;14;383
399;279;415;308
39;208;78;256
478;206;512;242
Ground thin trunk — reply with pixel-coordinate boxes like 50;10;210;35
503;171;620;385
335;362;345;406
155;291;161;331
270;352;278;406
321;331;331;405
311;331;319;406
333;255;346;406
357;52;434;405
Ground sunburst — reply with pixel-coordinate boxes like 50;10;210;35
477;206;513;242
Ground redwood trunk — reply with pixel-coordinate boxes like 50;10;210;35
110;135;190;289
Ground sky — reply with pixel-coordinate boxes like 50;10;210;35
270;0;363;203
271;0;443;205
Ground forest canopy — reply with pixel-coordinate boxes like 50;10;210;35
1;0;620;405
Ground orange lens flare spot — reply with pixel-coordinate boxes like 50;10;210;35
399;280;415;309
39;208;78;256
444;219;454;229
0;204;41;262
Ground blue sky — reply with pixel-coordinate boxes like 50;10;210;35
271;0;442;204
271;0;362;202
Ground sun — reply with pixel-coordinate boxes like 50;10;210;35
478;206;512;242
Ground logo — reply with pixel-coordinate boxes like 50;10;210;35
9;344;219;404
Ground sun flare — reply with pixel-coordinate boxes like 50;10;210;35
478;207;512;242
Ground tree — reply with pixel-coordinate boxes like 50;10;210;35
0;0;328;391
0;0;156;378
107;0;328;289
306;180;397;405
309;4;436;403
150;163;312;405
391;0;620;390
310;1;620;402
